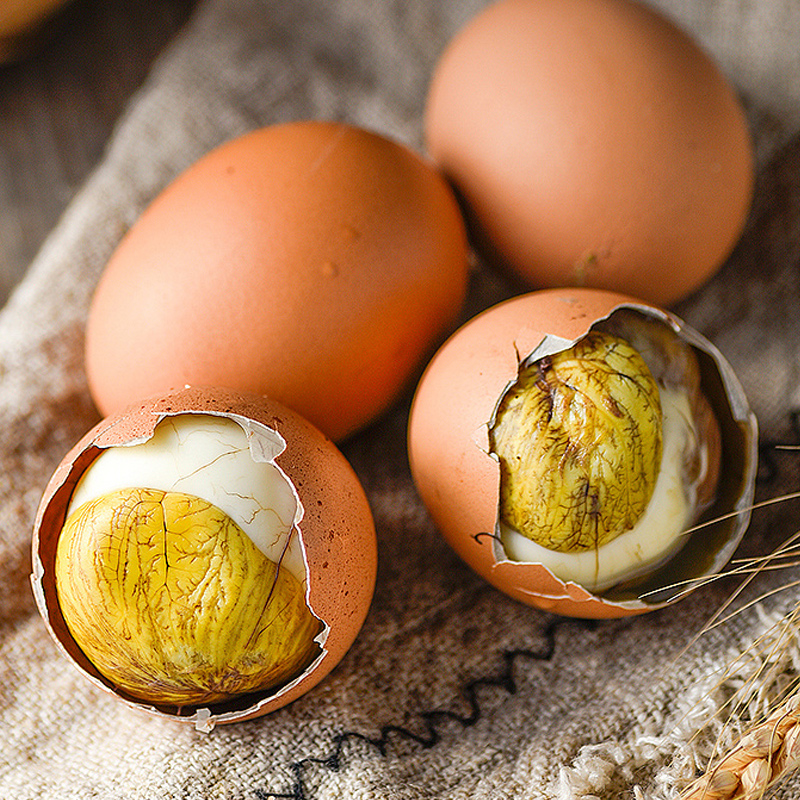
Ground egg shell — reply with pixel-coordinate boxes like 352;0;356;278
425;0;754;306
32;386;377;727
85;121;469;442
407;288;758;618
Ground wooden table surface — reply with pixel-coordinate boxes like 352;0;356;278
0;0;198;308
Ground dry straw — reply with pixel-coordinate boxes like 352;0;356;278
679;691;800;799
676;490;800;799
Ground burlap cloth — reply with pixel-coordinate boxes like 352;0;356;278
2;0;800;797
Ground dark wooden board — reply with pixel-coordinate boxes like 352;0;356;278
0;0;198;306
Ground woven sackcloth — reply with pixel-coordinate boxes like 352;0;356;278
2;0;800;797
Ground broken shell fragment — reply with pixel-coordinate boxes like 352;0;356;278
32;387;377;728
408;288;757;618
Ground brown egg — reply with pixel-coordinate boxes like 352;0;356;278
425;0;754;306
85;121;469;442
407;288;757;618
0;0;70;61
32;386;377;728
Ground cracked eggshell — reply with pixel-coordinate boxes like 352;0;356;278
84;120;469;442
407;288;757;618
32;386;377;727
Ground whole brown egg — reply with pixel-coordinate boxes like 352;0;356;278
425;0;754;306
85;121;469;442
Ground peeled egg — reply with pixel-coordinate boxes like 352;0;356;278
425;0;754;306
85;120;469;442
32;386;377;728
407;288;757;618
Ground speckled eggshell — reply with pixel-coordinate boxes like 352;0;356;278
32;386;377;726
407;288;757;618
425;0;754;306
85;121;469;442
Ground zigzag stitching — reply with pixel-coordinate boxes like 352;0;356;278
256;616;593;800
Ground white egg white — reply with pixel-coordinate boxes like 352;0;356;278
67;413;307;581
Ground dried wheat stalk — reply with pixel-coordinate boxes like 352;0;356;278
680;691;800;799
672;506;800;800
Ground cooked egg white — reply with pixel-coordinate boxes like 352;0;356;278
67;413;306;581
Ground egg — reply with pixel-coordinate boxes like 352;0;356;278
407;289;757;618
425;0;754;306
0;0;70;61
32;386;377;728
84;121;469;442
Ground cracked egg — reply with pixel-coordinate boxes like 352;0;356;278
32;386;377;728
407;289;757;618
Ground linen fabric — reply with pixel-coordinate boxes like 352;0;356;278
2;1;800;797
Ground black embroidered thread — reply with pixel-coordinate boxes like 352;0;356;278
255;616;588;800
